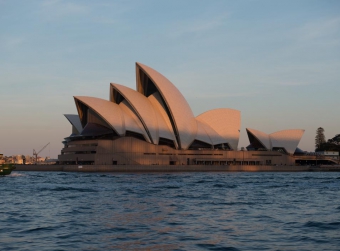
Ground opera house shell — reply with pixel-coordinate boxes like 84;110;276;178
246;128;305;155
58;63;304;166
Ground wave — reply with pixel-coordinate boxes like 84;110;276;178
213;184;237;188
196;243;240;251
20;226;57;234
304;221;340;230
42;187;98;192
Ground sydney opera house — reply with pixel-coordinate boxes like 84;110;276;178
58;63;305;166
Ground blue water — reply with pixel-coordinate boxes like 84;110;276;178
1;172;340;250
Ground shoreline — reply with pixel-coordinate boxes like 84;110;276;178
13;164;340;172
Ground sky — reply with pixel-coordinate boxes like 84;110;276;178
1;0;339;158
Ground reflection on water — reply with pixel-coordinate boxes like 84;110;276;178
1;172;340;250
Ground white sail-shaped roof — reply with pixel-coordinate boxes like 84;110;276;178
196;108;241;150
195;120;213;145
148;93;178;147
270;129;305;155
110;83;159;144
195;120;227;146
64;114;83;134
136;62;197;150
246;128;271;150
64;62;308;156
74;96;124;136
246;128;305;154
118;100;151;143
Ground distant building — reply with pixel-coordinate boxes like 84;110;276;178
0;154;4;164
58;63;310;166
316;151;339;161
317;151;339;156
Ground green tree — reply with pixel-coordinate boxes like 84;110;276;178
328;134;340;145
315;127;326;150
321;133;340;152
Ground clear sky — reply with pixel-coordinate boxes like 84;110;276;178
1;0;339;158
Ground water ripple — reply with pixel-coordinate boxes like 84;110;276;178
304;221;340;230
1;172;340;250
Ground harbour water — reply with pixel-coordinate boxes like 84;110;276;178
1;172;340;250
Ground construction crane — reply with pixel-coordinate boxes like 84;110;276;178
33;142;50;164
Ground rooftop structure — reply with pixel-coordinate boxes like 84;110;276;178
246;128;305;155
59;63;307;166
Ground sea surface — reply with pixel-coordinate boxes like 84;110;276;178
1;171;340;251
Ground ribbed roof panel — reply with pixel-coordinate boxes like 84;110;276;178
148;93;178;147
111;83;159;144
74;96;124;136
270;129;305;155
195;120;213;145
246;128;271;150
196;108;241;150
119;100;151;142
136;62;197;149
64;114;83;134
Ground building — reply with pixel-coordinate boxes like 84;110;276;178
246;128;305;155
58;62;306;166
0;154;4;165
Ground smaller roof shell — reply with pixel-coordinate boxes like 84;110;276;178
110;83;159;144
196;108;241;150
64;114;83;134
74;96;125;136
118;100;151;142
246;128;271;150
195;120;213;145
148;93;178;147
195;120;227;146
270;129;305;155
